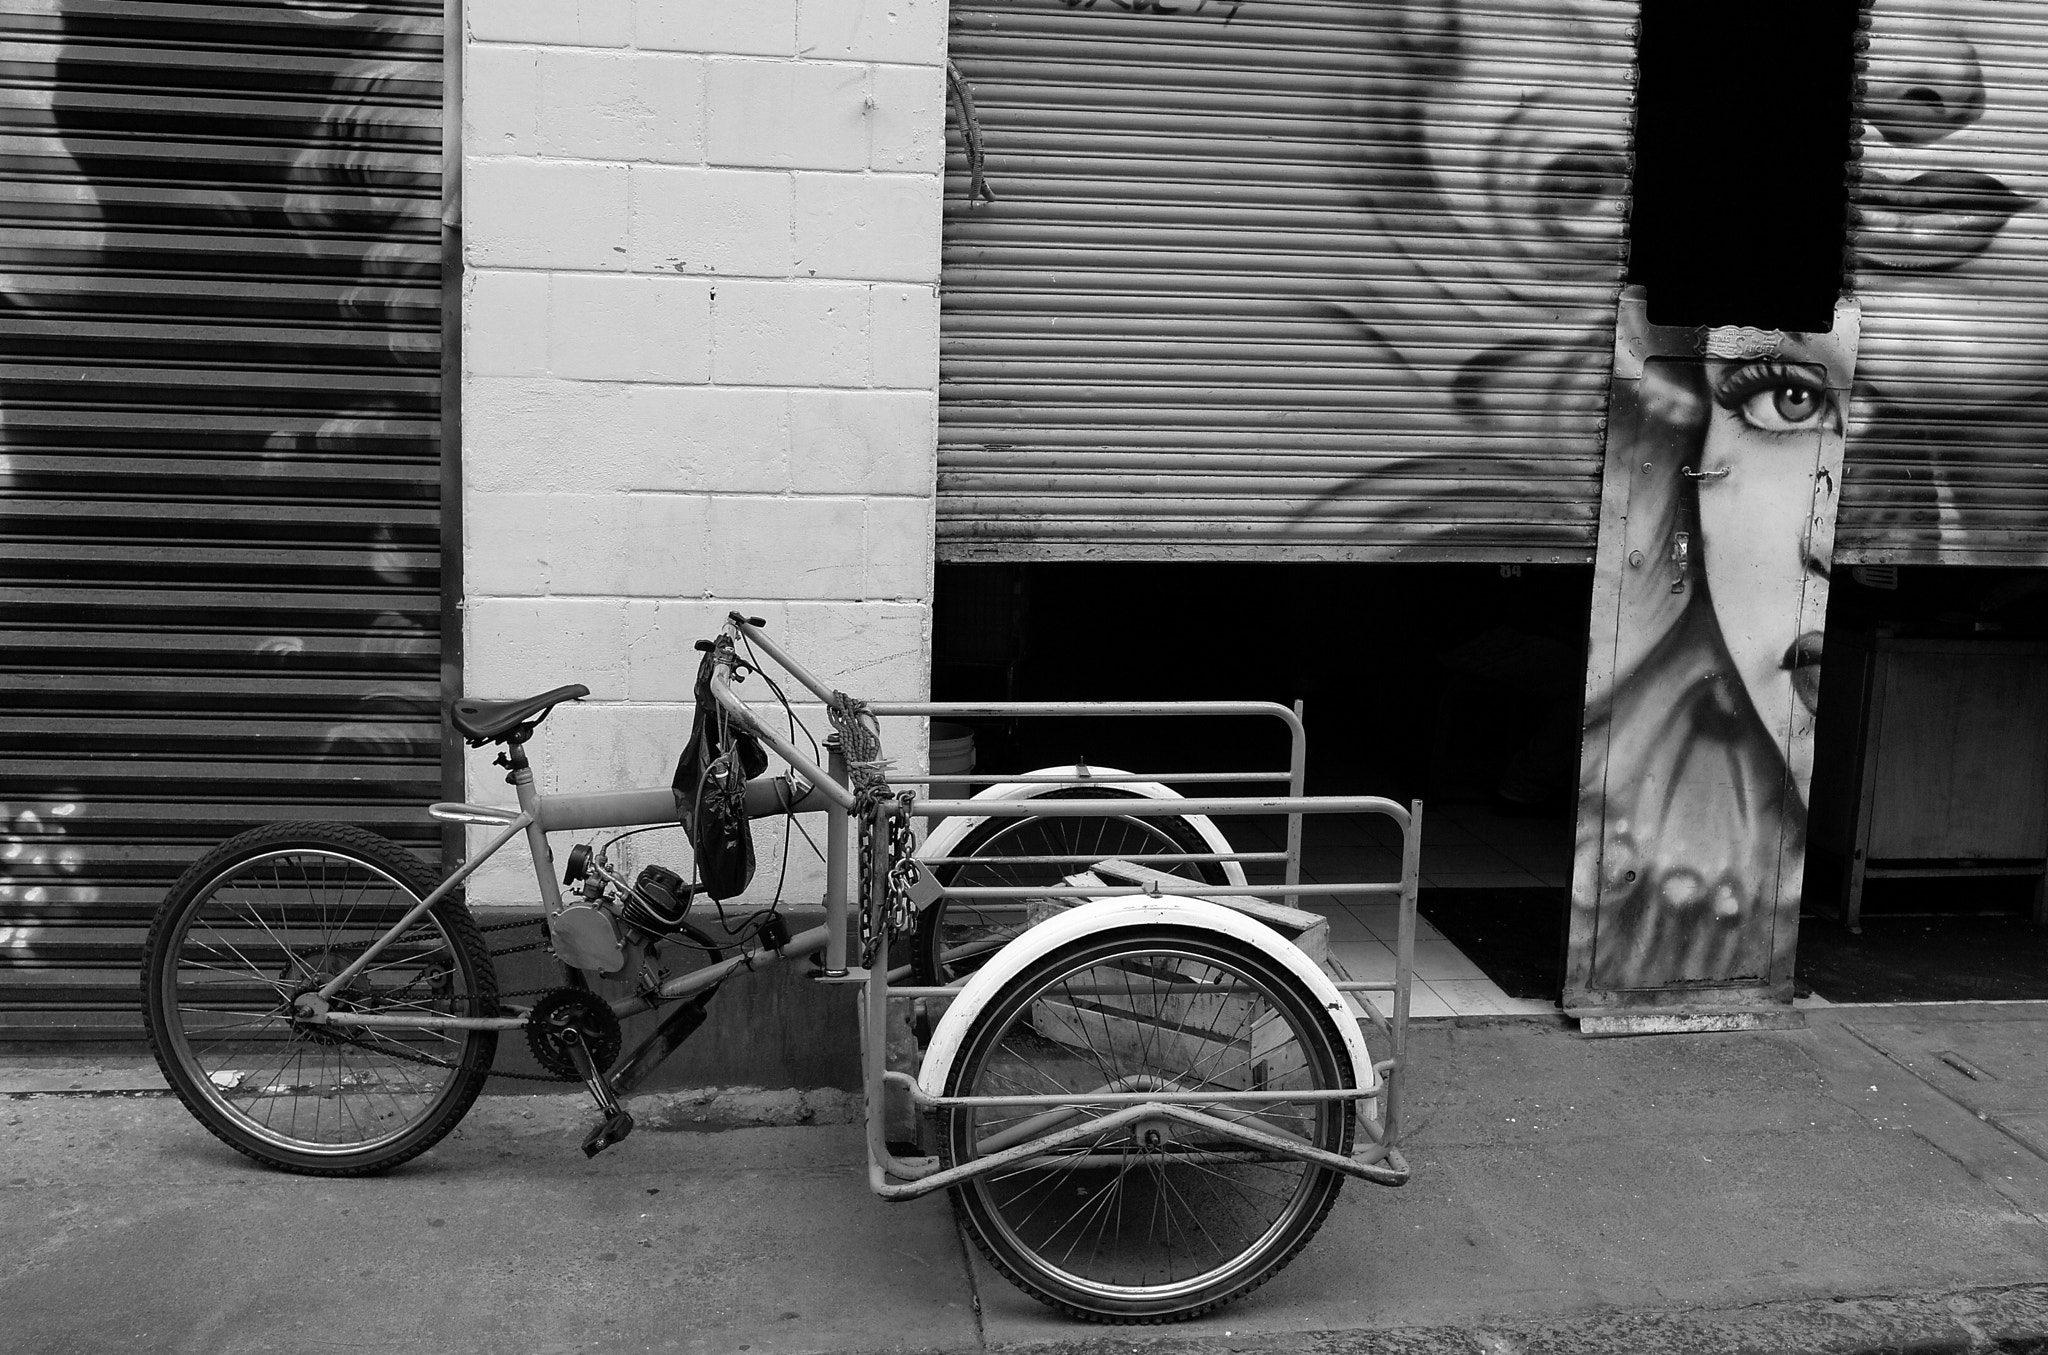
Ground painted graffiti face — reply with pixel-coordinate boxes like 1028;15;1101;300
1695;352;1842;799
1346;0;1632;428
1857;8;2048;403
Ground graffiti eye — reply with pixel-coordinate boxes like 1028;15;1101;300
1715;361;1838;435
1738;382;1829;433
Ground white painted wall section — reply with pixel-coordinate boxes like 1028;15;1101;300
460;0;947;905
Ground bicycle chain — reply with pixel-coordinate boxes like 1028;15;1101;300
479;917;594;1080
284;916;589;1083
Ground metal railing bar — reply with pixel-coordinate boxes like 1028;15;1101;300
913;1086;1378;1110
935;881;1401;899
911;794;1409;824
915;850;1287;867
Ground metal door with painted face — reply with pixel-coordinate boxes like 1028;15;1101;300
1567;291;1857;1011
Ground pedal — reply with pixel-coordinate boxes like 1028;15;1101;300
560;1025;634;1158
582;1109;636;1158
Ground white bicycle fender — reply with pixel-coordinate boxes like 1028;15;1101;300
915;766;1248;887
916;894;1376;1103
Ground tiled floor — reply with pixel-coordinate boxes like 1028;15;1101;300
1221;804;1571;1020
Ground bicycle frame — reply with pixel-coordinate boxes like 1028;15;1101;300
295;612;1422;1204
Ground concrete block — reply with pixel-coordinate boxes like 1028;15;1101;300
466;596;630;699
788;390;935;497
792;172;942;282
631;165;794;277
464;269;550;377
706;59;868;171
549;273;713;383
712;279;868;387
622;493;715;600
463;44;540;154
867;282;941;388
541;699;691;794
868;63;947;173
539;492;709;599
467;378;804;495
538;50;705;163
864;496;933;600
637;0;797;56
623;598;788;702
530;492;627;593
876;714;927;778
463;377;645;493
465;491;556;594
707;496;867;599
798;0;948;65
626;386;790;493
782;602;929;700
465;159;630;271
460;827;540;908
467;0;631;46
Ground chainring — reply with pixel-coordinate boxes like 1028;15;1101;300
526;987;624;1081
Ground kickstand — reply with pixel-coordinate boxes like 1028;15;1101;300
560;1026;635;1158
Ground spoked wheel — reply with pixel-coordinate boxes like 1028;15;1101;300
141;822;498;1176
943;926;1355;1323
914;787;1231;985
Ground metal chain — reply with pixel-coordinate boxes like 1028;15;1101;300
857;790;919;968
832;689;922;968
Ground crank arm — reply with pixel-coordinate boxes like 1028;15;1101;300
560;1027;635;1157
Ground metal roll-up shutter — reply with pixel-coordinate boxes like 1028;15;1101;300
0;1;446;1038
1839;0;2048;565
939;0;1636;561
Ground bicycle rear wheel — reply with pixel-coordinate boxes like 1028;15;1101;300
914;787;1231;986
141;821;498;1176
942;925;1355;1322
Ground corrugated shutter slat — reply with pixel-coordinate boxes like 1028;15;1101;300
1840;1;2048;564
0;0;444;1039
938;0;1635;561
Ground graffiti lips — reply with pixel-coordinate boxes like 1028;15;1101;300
1861;171;2037;272
1782;632;1824;717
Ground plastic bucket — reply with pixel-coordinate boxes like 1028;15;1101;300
928;721;977;805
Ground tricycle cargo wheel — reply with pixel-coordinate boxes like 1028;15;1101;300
941;924;1355;1322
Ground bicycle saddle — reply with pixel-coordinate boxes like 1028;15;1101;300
450;684;589;744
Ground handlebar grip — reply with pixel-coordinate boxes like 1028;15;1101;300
694;639;715;652
727;611;769;629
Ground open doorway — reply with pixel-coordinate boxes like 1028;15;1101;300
1798;566;2048;1002
932;561;1591;1013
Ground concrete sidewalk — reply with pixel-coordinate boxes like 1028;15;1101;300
9;1004;2048;1355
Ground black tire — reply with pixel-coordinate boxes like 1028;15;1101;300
943;925;1355;1323
141;822;499;1176
914;787;1231;986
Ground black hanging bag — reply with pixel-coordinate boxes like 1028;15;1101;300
673;639;769;900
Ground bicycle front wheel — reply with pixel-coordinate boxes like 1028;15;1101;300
141;822;498;1176
915;787;1231;985
943;925;1355;1323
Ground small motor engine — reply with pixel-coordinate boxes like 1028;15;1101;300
620;864;693;935
551;846;690;979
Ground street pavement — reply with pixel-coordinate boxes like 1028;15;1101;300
8;1004;2048;1355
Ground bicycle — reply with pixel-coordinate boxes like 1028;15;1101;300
140;612;1422;1323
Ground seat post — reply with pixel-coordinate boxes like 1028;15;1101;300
494;728;533;784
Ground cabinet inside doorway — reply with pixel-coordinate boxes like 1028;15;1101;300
1808;635;2048;930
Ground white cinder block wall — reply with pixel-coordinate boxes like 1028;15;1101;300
459;0;947;906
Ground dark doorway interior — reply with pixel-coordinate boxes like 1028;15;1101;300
933;561;1591;1007
933;561;1592;807
1800;566;2048;1001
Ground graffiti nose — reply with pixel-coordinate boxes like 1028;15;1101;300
1864;35;1985;147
